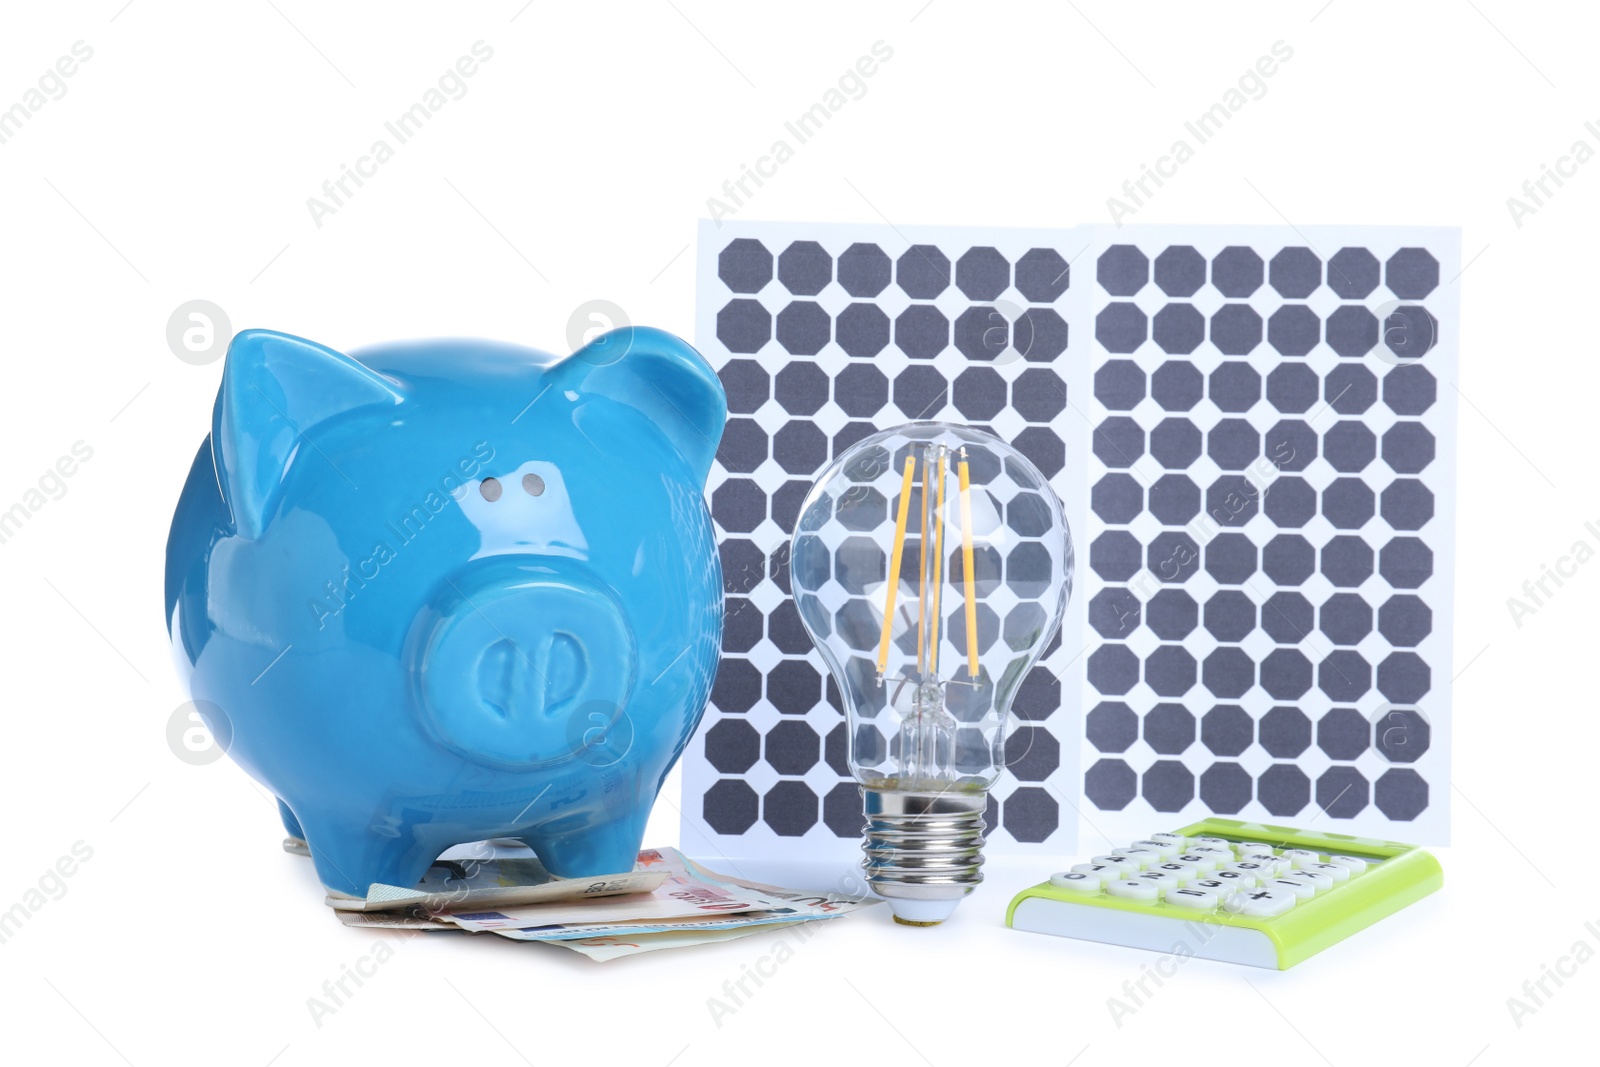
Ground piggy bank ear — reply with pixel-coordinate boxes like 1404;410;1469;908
213;329;403;539
558;326;727;483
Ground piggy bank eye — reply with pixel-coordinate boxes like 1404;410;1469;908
479;477;502;502
522;473;545;497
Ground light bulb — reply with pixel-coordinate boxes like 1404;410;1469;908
791;422;1073;925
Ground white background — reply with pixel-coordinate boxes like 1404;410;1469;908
0;2;1594;1065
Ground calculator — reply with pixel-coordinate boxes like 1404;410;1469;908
1006;818;1442;969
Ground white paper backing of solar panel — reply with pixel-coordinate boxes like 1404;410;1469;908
685;219;1091;869
1075;225;1457;847
683;220;1458;870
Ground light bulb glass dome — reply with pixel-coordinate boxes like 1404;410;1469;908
790;421;1073;924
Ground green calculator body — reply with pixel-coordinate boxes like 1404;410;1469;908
1006;817;1442;969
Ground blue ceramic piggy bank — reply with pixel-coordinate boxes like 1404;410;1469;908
165;326;726;900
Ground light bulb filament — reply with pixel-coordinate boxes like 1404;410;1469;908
876;456;917;678
878;444;983;683
928;445;948;678
957;450;980;677
916;452;932;676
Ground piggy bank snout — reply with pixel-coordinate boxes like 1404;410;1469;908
412;563;637;769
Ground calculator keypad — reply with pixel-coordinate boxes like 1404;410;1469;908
1047;834;1371;919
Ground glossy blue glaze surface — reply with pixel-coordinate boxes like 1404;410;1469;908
166;327;726;897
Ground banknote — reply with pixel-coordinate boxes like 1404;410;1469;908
538;921;808;961
679;854;877;917
482;909;835;941
320;845;881;961
335;907;456;930
326;854;667;913
441;850;795;931
457;852;878;940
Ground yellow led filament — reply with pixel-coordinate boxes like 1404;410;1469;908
877;445;981;681
958;451;980;677
916;458;931;674
876;457;917;675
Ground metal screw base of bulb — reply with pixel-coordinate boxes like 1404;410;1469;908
861;787;986;925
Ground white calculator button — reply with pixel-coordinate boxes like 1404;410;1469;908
1246;854;1292;876
1188;846;1233;865
1280;849;1321;869
1307;862;1351;883
1289;869;1333;891
1108;879;1160;902
1237;842;1273;856
1149;832;1190;849
1190;836;1234;851
1175;853;1219;872
1210;869;1257;889
1136;871;1182;896
1269;876;1316;900
1091;855;1144;876
1166;886;1219;910
1153;862;1198;884
1050;871;1104;892
1130;839;1182;859
1112;847;1163;867
1327;855;1368;874
1072;863;1119;879
1236;887;1297;917
1226;861;1270;878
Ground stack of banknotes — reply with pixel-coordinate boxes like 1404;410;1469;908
289;840;876;960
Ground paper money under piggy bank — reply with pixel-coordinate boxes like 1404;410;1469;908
165;326;726;901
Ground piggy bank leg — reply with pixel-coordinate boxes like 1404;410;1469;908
521;808;649;878
277;799;306;842
296;810;443;900
277;799;311;856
